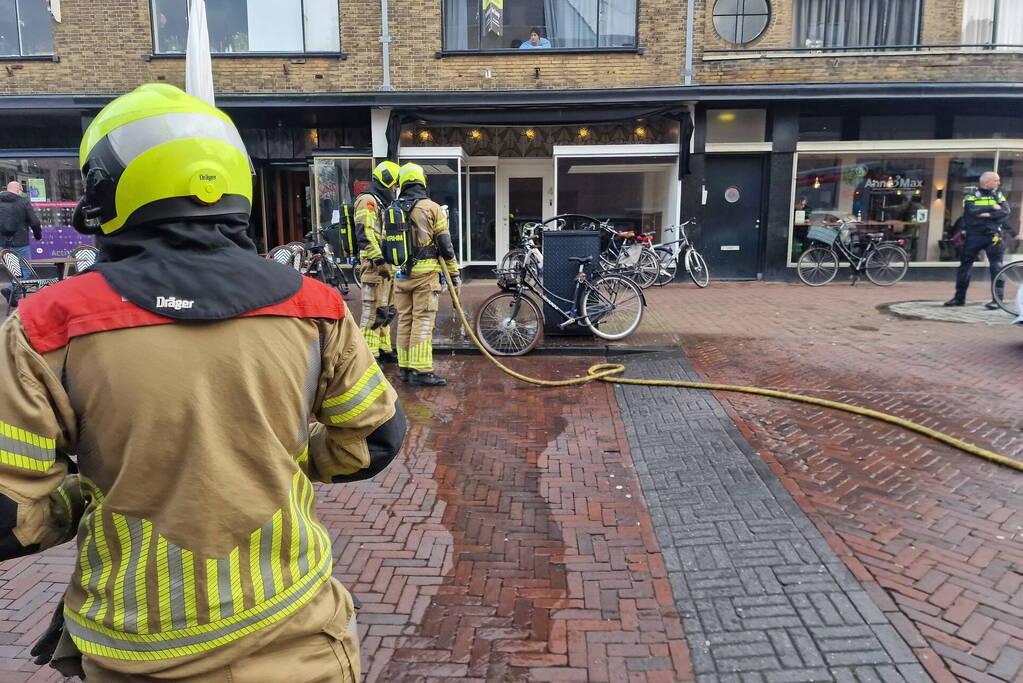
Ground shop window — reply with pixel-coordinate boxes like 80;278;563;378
706;109;767;144
442;0;637;51
312;157;372;231
953;115;1023;140
0;157;85;258
556;156;675;239
798;115;842;142
794;0;920;49
398;159;463;259
791;152;1002;265
0;0;55;56
467;166;497;262
860;115;935;141
997;152;1023;259
961;0;1023;48
712;0;770;46
152;0;340;54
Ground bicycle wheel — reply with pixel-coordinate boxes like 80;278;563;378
582;275;644;341
685;249;710;288
993;261;1023;315
320;262;350;296
797;246;839;286
864;245;909;286
474;292;543;356
654;247;677;286
633;249;660;289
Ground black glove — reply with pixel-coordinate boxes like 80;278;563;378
371;305;397;330
30;600;64;666
373;257;386;267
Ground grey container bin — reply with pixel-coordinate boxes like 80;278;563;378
541;230;601;336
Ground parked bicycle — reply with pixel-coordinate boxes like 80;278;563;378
652;220;709;287
302;228;353;295
477;240;645;355
992;260;1023;316
598;222;660;289
797;219;909;286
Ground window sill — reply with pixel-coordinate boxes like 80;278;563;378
436;47;643;58
703;46;1023;61
146;52;347;61
0;55;59;62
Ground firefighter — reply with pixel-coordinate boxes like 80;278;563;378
354;161;401;362
0;84;406;680
393;163;461;387
945;171;1012;308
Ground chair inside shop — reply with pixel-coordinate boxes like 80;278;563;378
0;249;58;314
70;245;101;274
266;245;303;271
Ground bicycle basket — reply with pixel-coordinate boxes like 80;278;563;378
495;267;522;291
807;225;840;245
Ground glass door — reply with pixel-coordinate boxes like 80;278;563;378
496;160;554;261
399;148;466;262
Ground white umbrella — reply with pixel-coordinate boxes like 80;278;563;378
185;0;214;106
47;0;61;22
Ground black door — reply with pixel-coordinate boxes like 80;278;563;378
702;156;765;279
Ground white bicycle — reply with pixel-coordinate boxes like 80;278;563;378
652;220;709;287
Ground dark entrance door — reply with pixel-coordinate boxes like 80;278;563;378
702;155;765;279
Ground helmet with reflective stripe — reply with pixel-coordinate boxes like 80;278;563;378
398;163;427;190
372;161;400;189
78;83;253;235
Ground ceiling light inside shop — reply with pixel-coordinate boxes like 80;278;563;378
578;128;590;139
566;163;674;174
813;176;821;189
469;129;482;140
418;130;432;142
635;127;647;138
524;129;536;140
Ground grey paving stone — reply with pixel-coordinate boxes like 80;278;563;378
610;351;931;682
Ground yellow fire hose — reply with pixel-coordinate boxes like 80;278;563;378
439;264;1023;472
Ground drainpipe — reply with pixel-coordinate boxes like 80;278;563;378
683;0;695;85
379;0;394;91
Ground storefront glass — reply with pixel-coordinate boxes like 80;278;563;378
790;151;1020;263
556;156;676;239
0;157;86;257
311;157;373;230
467;166;497;263
402;158;463;261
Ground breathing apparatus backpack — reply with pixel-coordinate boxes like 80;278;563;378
322;205;357;258
383;199;425;271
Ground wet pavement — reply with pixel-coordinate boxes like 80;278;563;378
1;278;1022;681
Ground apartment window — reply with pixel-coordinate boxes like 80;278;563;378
794;0;920;49
152;0;340;54
961;0;1023;47
442;0;637;51
0;0;55;56
712;0;770;46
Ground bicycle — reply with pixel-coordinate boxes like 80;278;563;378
477;241;645;356
796;220;909;286
652;220;709;287
598;222;660;289
303;229;353;296
992;260;1023;316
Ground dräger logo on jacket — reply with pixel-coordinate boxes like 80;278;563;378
155;296;195;310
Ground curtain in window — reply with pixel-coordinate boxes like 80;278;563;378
598;0;636;47
996;0;1023;47
444;0;469;50
961;0;995;45
544;0;597;48
795;0;920;48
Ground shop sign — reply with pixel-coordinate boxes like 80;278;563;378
864;175;924;191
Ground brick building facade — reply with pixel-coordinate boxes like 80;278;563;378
1;0;1020;278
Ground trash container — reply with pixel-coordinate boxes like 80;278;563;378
541;230;601;336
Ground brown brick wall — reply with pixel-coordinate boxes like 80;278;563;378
0;0;1018;97
696;0;1020;85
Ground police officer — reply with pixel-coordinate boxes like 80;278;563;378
946;171;1011;308
354;161;401;361
394;163;461;387
0;84;406;680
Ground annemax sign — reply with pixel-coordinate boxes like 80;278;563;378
864;175;924;190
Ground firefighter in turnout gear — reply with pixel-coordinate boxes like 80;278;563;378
945;171;1012;308
394;163;461;387
355;161;401;362
0;84;406;680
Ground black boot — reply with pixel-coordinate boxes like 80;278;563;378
943;298;965;307
399;368;410;383
409;372;447;387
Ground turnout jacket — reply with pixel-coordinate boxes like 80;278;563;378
962;188;1011;236
402;192;460;276
0;272;404;676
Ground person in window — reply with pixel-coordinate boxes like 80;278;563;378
519;28;551;49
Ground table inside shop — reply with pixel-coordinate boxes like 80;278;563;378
29;257;76;280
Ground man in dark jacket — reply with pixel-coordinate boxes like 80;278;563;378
0;181;43;267
946;172;1011;308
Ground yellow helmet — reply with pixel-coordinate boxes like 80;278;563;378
78;83;252;235
398;163;427;190
372;161;400;189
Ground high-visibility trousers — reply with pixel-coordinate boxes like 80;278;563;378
394;271;441;373
358;260;394;355
82;614;360;682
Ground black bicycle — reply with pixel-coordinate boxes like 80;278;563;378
797;220;910;286
303;229;352;295
476;234;645;355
